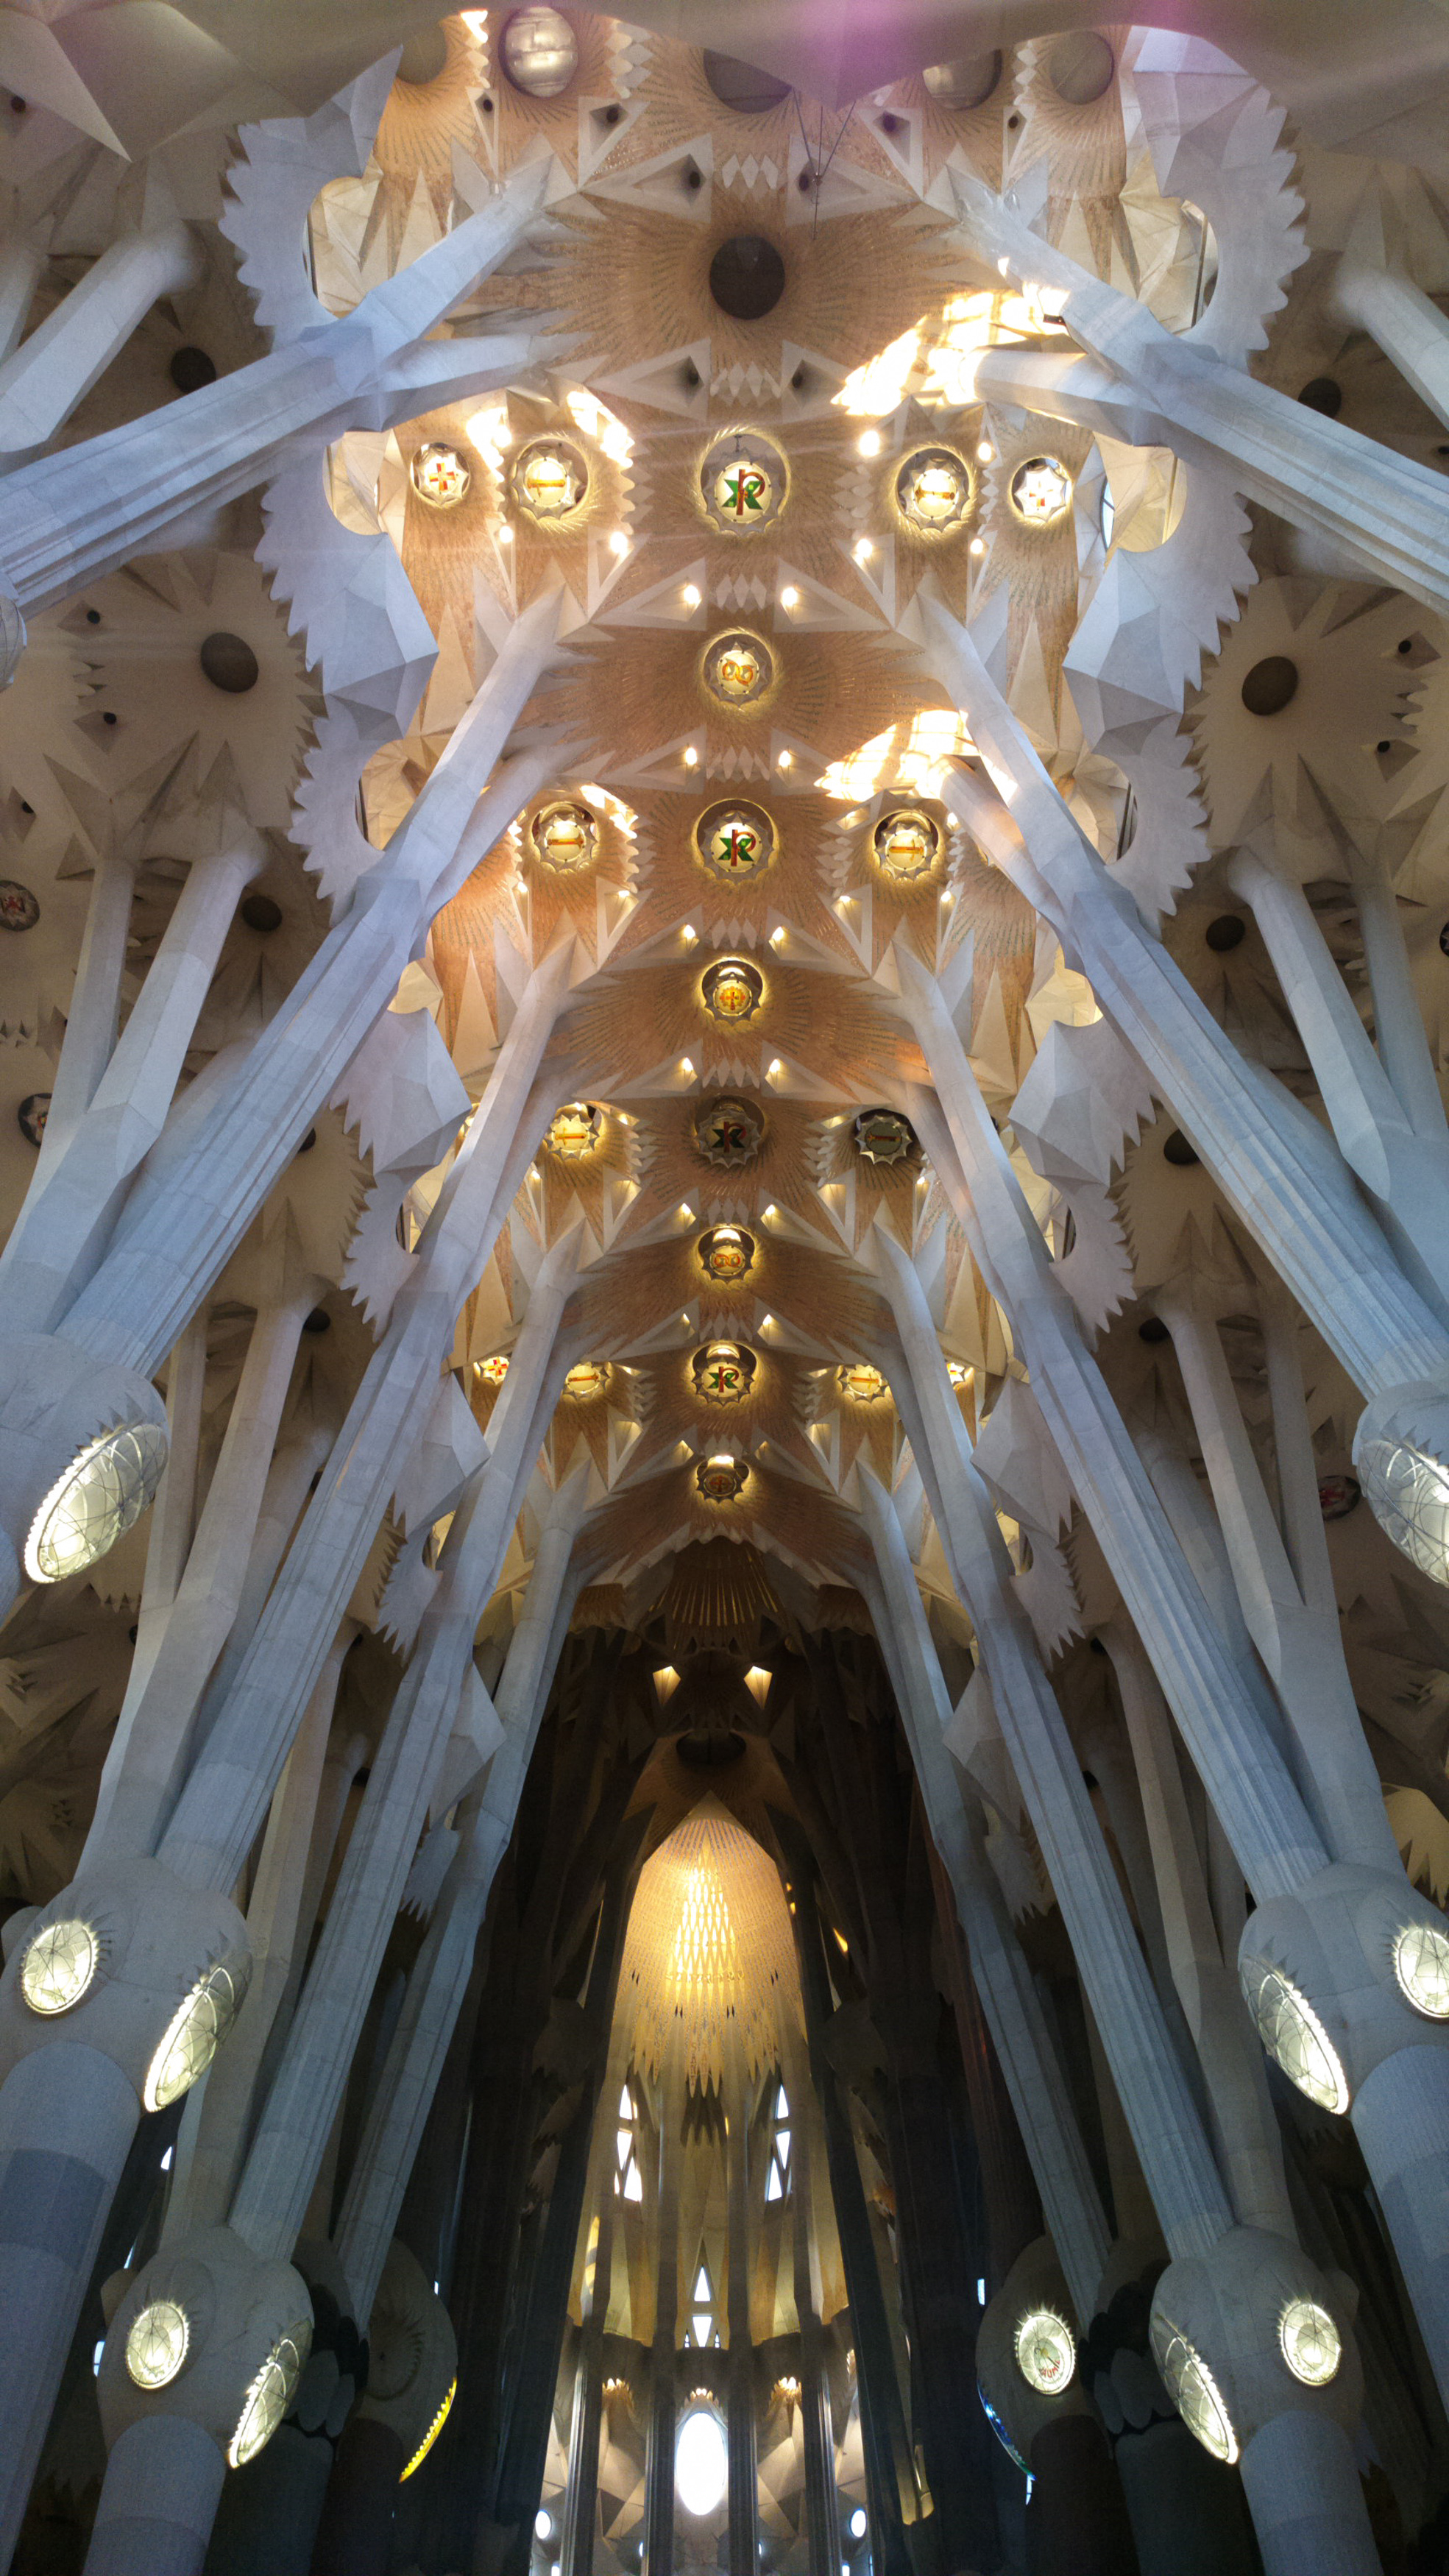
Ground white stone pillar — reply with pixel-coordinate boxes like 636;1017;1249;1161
0;223;203;465
334;1472;592;2320
82;1272;317;1864
0;166;550;618
0;594;561;1350
1331;257;1449;432
859;1458;1230;2262
853;1490;1111;2322
163;1627;352;2241
153;943;576;1900
951;167;1449;616
916;597;1449;1396
227;1236;584;2260
34;843;138;1161
0;823;267;1320
860;1472;1380;2575
1101;1624;1295;2243
895;969;1326;1897
1224;846;1449;1317
1154;1285;1402;1876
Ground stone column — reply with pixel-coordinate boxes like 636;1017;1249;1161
0;1866;250;2563
723;2031;758;2576
643;2023;684;2576
1153;1285;1401;1878
0;222;203;464
227;1240;584;2263
0;167;551;616
33;841;138;1160
913;599;1449;1404
72;1526;587;2576
0;2042;141;2568
83;1272;318;1865
860;1473;1383;2576
0;592;564;1351
334;1477;593;2324
83;2416;227;2576
950;166;1449;615
2;821;268;1323
1331;256;1449;432
560;2031;628;2576
153;951;576;1902
784;1836;915;2576
1222;846;1449;1315
782;2020;836;2576
491;1853;637;2576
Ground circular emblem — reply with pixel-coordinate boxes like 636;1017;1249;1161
896;447;973;532
701;958;764;1024
512;437;589;521
695;1094;766;1168
1317;1473;1361;1522
872;808;940;881
1009;456;1074;528
19;1917;100;2016
839;1363;888;1403
698;1225;756;1285
18;1091;49;1147
702;629;773;710
0;879;39;932
695;802;775;881
696;1454;749;1501
854;1107;918;1168
545;1101;603;1158
564;1361;610;1402
692;1342;757;1405
530;802;597;871
126;2299;191;2391
1013;2307;1076;2395
410;443;470;509
700;432;787;534
475;1354;509;1389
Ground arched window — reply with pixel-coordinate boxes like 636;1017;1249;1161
765;2081;792;2203
615;2081;644;2203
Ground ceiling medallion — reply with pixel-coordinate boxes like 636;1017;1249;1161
854;1107;919;1168
530;801;597;871
695;801;775;881
475;1354;509;1388
0;880;40;931
411;442;471;509
1318;1473;1361;1522
701;958;765;1025
697;1225;757;1285
1010;456;1074;528
696;1453;750;1502
872;807;940;881
839;1362;888;1403
545;1101;604;1158
896;447;974;533
702;629;773;710
694;1094;766;1168
699;431;787;534
946;1360;973;1389
692;1342;757;1404
511;436;589;522
564;1361;610;1402
500;4;579;96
